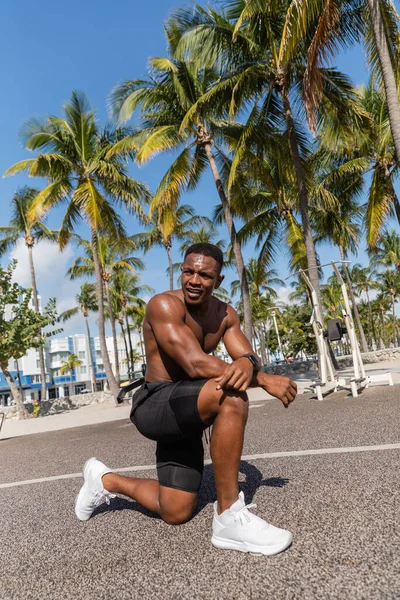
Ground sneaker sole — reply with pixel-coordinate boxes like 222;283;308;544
211;532;293;556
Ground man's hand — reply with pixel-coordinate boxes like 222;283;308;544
215;357;254;392
258;372;297;408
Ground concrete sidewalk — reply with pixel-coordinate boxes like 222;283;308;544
2;359;399;440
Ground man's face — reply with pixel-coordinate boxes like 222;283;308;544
181;253;224;306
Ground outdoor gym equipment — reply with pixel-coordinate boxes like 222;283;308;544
331;262;393;397
289;261;393;400
267;306;286;362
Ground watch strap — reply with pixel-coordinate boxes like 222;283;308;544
241;353;260;370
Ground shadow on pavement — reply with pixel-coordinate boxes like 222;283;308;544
92;460;290;521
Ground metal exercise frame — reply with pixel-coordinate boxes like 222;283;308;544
290;261;393;400
297;267;342;401
331;262;393;396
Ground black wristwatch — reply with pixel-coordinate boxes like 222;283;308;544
241;353;260;371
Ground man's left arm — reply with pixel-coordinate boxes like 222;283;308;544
220;306;297;407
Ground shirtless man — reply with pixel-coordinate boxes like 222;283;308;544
75;243;297;555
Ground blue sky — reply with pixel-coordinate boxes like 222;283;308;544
0;1;389;336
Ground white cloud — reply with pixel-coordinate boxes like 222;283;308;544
275;286;293;305
10;239;74;290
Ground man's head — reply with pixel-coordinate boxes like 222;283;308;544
181;243;224;306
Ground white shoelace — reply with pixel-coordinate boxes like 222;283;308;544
233;502;257;525
92;490;115;507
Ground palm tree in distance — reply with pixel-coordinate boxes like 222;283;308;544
112;271;153;375
110;27;254;340
67;236;144;385
371;229;400;272
4;92;150;400
0;187;59;401
351;264;379;347
59;283;98;392
60;354;82;382
132;204;212;290
376;269;400;345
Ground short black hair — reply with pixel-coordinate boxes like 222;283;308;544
184;243;224;270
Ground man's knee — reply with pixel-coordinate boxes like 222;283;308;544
198;379;249;422
160;505;194;525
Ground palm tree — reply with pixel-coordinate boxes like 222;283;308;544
231;258;284;363
172;2;362;310
59;283;98;392
67;236;144;385
367;0;400;163
372;292;392;346
357;80;400;245
351;264;379;347
132;204;212;290
371;229;400;271
113;271;153;374
313;187;369;351
110;29;254;340
60;353;82;381
376;269;400;345
4;92;150;400
0;187;59;401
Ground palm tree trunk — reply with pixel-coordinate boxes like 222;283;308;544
120;321;131;377
0;361;29;419
203;141;253;341
339;246;369;352
91;228;119;400
166;244;174;290
138;328;145;365
281;87;323;311
366;291;378;347
368;0;400;162
85;316;96;392
258;323;268;365
105;281;120;384
125;310;135;374
27;245;47;401
391;293;397;345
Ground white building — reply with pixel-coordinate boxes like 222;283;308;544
0;331;143;406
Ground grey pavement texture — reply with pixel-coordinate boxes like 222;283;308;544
0;386;399;599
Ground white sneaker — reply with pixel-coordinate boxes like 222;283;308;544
211;492;292;555
75;457;116;521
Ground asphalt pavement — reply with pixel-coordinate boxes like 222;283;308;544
0;385;399;599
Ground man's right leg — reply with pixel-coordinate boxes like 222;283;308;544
197;380;249;515
197;379;293;555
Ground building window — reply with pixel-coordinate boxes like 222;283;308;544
36;360;40;369
64;386;70;398
78;351;86;359
80;366;87;374
75;383;87;395
32;375;41;384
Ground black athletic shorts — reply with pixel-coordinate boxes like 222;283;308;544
130;379;209;493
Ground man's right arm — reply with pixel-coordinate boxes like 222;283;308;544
146;294;228;380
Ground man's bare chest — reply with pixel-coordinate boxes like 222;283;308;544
184;309;227;353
